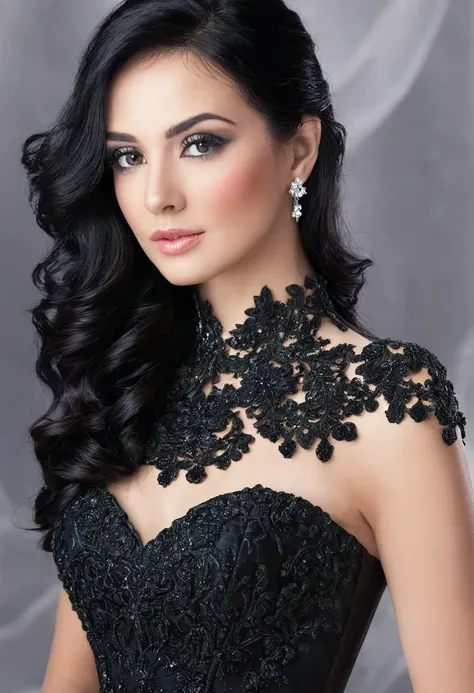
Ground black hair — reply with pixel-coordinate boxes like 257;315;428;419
20;0;377;552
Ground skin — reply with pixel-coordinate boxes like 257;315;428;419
44;47;474;693
104;49;322;337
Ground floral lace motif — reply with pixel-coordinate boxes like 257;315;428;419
143;274;466;486
52;484;386;693
51;274;466;692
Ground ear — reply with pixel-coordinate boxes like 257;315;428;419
289;115;322;182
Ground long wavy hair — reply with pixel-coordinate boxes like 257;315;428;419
21;0;378;552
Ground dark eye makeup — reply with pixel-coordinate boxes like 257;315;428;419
105;132;229;172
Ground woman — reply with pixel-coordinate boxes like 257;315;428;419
21;0;473;692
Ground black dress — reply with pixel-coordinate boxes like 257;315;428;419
51;275;466;693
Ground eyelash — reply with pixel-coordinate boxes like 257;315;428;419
106;133;228;172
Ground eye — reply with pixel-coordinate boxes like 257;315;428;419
105;133;229;172
181;133;228;160
106;147;144;172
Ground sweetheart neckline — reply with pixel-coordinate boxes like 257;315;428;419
91;483;379;561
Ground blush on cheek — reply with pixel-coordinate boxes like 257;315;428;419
211;155;271;212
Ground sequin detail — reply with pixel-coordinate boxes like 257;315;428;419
50;274;466;692
143;274;466;486
52;484;386;693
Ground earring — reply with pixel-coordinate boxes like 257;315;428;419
289;177;307;222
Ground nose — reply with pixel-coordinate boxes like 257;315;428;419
144;160;185;215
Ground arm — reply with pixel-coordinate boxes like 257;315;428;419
354;386;474;693
41;586;100;693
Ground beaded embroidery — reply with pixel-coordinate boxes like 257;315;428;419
52;484;385;693
51;273;466;692
143;274;466;487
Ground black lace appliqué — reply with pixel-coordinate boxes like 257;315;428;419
52;484;386;693
143;274;466;487
50;274;466;693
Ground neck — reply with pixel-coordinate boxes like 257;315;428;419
194;264;317;341
193;272;347;354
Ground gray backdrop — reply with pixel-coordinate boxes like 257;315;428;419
1;1;473;691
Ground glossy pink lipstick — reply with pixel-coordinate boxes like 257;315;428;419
150;228;204;256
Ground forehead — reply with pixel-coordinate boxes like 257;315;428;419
106;50;246;125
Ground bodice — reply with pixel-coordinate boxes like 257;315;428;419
50;274;466;692
52;483;387;693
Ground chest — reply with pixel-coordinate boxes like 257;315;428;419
107;427;380;559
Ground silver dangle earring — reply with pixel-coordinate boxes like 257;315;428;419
289;177;307;222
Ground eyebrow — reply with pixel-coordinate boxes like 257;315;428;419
106;112;237;143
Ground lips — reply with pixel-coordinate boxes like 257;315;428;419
150;229;203;241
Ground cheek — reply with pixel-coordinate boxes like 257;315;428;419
210;152;275;213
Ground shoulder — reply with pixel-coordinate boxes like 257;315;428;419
318;318;466;449
326;327;469;533
337;336;474;689
351;334;466;446
315;319;468;500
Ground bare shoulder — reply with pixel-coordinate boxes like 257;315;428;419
329;331;469;534
315;321;469;526
331;335;474;691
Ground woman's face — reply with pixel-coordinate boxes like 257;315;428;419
105;50;308;287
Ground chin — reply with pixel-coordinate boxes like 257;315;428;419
154;264;214;289
153;250;248;289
